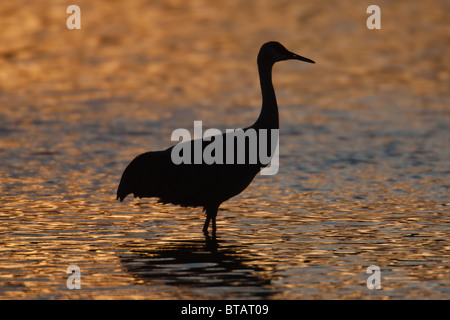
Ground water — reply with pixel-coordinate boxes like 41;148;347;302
0;0;449;299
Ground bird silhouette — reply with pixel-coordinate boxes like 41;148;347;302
117;41;314;237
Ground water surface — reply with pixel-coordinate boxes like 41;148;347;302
0;0;449;299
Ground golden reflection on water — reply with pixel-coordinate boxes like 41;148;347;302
0;0;449;299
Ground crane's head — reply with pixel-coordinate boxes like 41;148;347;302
257;41;315;65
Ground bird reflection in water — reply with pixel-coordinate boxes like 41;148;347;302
119;237;275;298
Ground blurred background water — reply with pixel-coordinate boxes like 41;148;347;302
0;0;449;299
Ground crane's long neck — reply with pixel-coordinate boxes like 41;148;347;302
253;61;279;130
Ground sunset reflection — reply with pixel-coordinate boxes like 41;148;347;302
0;0;449;299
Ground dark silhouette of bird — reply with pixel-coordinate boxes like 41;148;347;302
117;41;314;237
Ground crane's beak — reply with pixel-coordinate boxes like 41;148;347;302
290;52;315;64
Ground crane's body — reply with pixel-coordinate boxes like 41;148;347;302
117;138;261;208
117;42;314;236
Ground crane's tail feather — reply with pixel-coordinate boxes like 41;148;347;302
117;151;167;203
116;183;130;202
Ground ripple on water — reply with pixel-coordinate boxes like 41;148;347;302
0;0;449;299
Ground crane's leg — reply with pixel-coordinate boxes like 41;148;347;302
202;205;218;237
